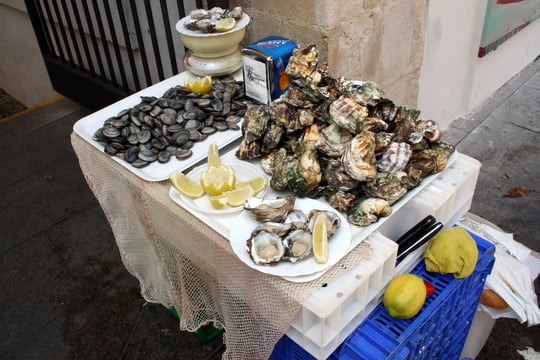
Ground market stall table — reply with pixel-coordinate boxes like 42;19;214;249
72;131;380;359
71;70;482;359
69;69;384;359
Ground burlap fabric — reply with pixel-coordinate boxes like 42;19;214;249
71;132;374;359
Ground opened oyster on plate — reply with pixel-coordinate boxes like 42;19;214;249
243;196;342;266
235;44;455;226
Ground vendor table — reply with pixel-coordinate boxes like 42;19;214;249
71;71;479;360
71;132;376;359
70;69;385;359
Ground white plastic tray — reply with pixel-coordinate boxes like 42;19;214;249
73;72;243;181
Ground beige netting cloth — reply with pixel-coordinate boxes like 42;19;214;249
71;133;374;359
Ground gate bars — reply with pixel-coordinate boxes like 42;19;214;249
25;0;229;110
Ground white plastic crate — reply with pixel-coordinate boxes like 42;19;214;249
286;231;397;360
285;153;482;359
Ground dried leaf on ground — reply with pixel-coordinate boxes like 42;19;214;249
504;186;535;198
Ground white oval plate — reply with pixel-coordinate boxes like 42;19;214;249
229;198;352;277
169;160;268;214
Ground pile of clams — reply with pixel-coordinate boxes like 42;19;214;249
244;196;341;265
93;76;248;169
236;44;455;227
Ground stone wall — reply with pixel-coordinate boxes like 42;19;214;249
236;0;430;107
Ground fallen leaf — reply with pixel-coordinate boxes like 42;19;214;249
504;172;512;179
504;186;535;197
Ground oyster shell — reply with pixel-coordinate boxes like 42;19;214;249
261;124;284;153
307;210;341;237
295;124;323;195
260;151;276;175
285;44;321;87
235;137;262;160
242;104;270;142
406;141;454;177
371;98;398;124
268;148;297;191
343;80;385;107
283;229;313;263
392;106;421;143
324;158;360;192
280;84;315;108
325;190;357;212
417;119;442;143
243;196;296;223
362;171;409;205
374;131;395;155
377;142;412;173
252;222;293;237
297;109;315;128
284;210;308;229
330;96;368;134
342;131;377;182
347;197;392;226
269;101;299;132
363;117;389;133
246;231;285;265
317;123;353;157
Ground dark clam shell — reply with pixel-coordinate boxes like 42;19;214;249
94;77;250;168
138;149;158;162
124;146;139;163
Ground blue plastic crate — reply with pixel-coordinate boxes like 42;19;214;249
271;335;340;360
270;230;495;360
336;231;495;360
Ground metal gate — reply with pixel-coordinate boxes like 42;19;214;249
25;0;229;110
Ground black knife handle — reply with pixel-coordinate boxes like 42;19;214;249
396;215;436;248
397;222;443;262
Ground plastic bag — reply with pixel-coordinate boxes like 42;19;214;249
482;251;540;325
458;214;540;325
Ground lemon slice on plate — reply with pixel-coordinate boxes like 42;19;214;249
215;17;236;32
170;172;205;198
200;165;236;196
207;142;221;168
248;176;267;194
312;213;329;264
226;187;252;207
185;75;212;94
209;194;228;210
235;176;266;194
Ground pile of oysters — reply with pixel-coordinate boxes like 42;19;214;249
236;44;455;227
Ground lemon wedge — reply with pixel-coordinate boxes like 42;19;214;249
234;180;251;190
200;165;236;196
226;187;252;207
170;172;205;198
207;142;221;168
248;176;267;194
312;213;329;264
185;75;212;94
215;17;236;32
209;194;228;210
235;176;266;194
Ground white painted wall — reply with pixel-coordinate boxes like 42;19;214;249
418;0;540;130
0;1;58;106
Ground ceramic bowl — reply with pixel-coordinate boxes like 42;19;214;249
175;13;250;58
